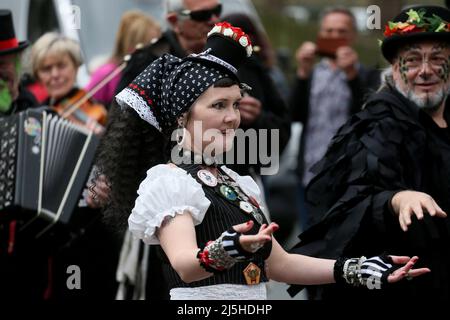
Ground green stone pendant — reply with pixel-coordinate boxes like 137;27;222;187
220;185;238;201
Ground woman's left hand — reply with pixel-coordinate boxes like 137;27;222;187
341;255;430;289
386;256;430;283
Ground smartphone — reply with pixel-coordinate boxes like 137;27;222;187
315;36;349;58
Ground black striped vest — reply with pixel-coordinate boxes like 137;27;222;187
160;163;271;289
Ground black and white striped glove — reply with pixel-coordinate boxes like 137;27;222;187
360;255;398;289
335;255;398;289
221;228;253;261
197;228;252;273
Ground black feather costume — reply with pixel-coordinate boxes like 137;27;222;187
289;84;450;300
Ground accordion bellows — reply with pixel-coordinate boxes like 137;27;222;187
0;109;99;237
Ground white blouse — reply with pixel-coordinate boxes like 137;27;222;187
170;283;267;300
128;164;265;245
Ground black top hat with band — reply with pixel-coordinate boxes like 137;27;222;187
0;9;29;56
381;5;450;62
116;22;252;133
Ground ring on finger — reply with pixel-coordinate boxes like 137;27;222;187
405;271;413;281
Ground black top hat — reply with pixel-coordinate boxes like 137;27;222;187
381;6;450;62
0;9;29;56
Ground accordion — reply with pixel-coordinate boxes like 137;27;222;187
0;109;99;237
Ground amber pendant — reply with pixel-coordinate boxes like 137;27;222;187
243;262;261;285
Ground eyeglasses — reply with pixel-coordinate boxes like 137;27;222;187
402;55;448;71
180;3;222;22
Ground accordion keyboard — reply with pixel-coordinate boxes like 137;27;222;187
0;109;100;237
0;116;17;210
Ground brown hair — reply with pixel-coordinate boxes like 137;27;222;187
112;10;162;62
319;7;357;32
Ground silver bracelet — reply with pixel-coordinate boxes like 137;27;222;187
343;256;367;286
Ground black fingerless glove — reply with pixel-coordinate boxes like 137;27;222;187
334;254;398;289
221;228;253;261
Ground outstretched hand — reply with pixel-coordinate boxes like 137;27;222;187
232;221;278;253
391;191;447;232
387;256;430;283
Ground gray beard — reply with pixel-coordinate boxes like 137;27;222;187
394;82;446;112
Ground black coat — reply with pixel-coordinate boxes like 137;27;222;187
289;85;450;300
0;85;43;299
0;84;38;117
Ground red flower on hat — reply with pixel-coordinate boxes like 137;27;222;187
216;21;232;29
401;24;423;33
384;25;397;37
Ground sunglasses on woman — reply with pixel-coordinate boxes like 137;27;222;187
180;4;222;22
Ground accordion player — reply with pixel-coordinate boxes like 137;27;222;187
0;108;100;238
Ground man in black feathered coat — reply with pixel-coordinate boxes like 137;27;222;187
289;5;450;300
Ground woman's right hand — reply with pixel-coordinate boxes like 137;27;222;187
232;220;278;253
391;190;447;231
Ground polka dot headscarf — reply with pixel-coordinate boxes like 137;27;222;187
116;22;252;132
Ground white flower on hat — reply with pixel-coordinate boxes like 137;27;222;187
207;22;253;57
223;28;234;37
239;36;249;47
246;45;253;57
207;25;222;37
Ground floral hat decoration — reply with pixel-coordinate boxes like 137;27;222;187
115;22;252;132
188;21;252;76
381;5;450;62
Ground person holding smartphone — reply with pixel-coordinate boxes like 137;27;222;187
289;7;380;230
